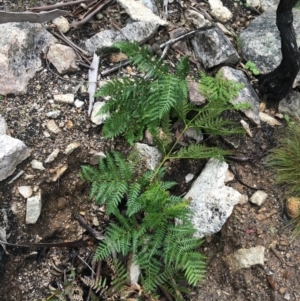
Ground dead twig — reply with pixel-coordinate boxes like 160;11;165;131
71;0;114;28
0;239;87;248
76;215;105;240
29;0;88;12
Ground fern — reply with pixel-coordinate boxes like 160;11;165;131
81;152;206;297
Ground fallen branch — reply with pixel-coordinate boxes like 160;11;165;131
29;0;88;12
0;9;68;23
0;239;87;248
71;0;114;27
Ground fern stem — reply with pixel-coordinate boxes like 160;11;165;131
150;111;202;182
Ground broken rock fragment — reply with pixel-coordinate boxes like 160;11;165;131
225;246;265;270
26;190;42;224
0;135;31;181
191;26;239;69
47;44;79;74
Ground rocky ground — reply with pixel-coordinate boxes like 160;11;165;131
0;0;300;301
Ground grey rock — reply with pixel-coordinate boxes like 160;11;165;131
225;246;265;270
188;81;206;106
141;0;159;14
135;143;162;171
185;158;244;238
250;190;268;206
240;8;300;87
129;259;141;285
220;66;261;125
0;22;56;95
47;44;79;74
0;114;8;135
191;26;239;69
260;0;279;12
0;135;31;181
278;90;300;119
85;21;160;54
26;191;42;224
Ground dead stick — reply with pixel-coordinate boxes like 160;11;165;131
29;0;88;11
71;0;113;27
0;239;87;248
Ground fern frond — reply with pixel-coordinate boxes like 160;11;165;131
171;144;230;160
175;56;190;79
114;42;167;78
94;223;132;260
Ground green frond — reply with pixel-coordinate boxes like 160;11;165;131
175;56;190;79
182;252;206;286
94;223;132;260
171;144;230;160
114;42;166;78
199;70;244;103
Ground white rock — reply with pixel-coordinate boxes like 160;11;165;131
246;0;261;8
51;165;68;182
46;120;61;134
45;148;60;163
259;112;281;126
46;110;61;119
18;186;32;198
53;94;74;104
26;191;42;224
211;7;233;23
208;0;223;9
74;99;85;108
30;159;45;171
135;143;162;171
0;114;8;135
47;44;79;74
129;260;141;285
225;246;265;270
250;190;268;206
52;16;70;33
0;135;31;181
117;0;167;26
185;158;245;238
91;102;109;125
185;173;194;183
65;142;80;155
